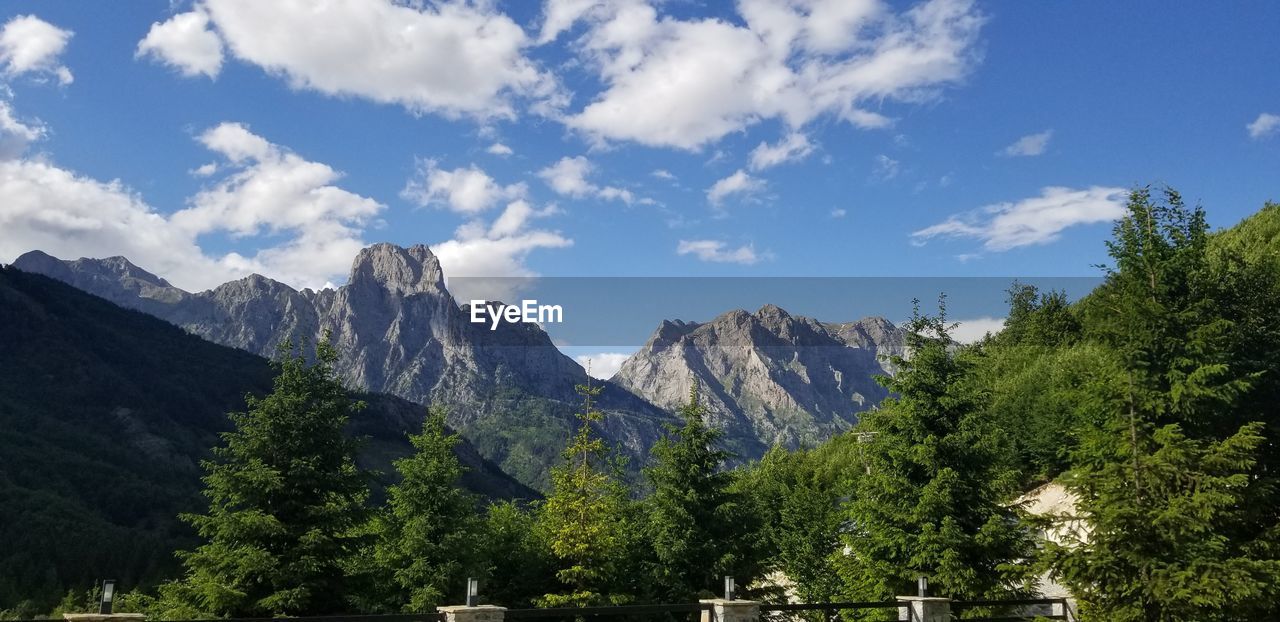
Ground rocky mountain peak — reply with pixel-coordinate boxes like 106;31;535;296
347;242;445;296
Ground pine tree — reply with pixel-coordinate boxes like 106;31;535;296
644;385;753;601
537;381;632;607
361;408;480;612
1047;188;1280;620
836;298;1035;601
166;337;370;616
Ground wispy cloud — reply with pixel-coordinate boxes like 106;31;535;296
999;129;1053;157
707;169;765;206
1247;113;1280;140
911;185;1127;251
677;239;762;264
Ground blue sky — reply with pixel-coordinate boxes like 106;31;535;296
1;1;1278;374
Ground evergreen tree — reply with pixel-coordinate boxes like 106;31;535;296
836;298;1035;601
360;408;480;612
165;337;370;617
537;381;633;607
478;501;557;608
1047;188;1280;620
644;385;753;601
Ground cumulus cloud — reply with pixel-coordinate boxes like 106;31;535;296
574;352;633;380
486;142;514;156
538;155;641;204
911;185;1127;251
135;9;225;78
1247;113;1280;141
652;169;675;180
1000;129;1053;157
401;159;526;214
749;132;814;170
0;100;45;159
676;239;761;264
561;0;984;149
830;208;847;218
0;15;74;85
707;169;765;205
950;316;1005;344
432;199;572;300
0;114;388;291
153;0;559;119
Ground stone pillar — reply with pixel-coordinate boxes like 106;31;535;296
437;605;506;622
63;615;146;622
895;596;950;622
699;599;759;622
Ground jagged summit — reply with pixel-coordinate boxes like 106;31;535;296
614;304;905;453
348;242;446;296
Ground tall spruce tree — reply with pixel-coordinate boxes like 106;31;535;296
644;385;752;601
537;381;632;607
167;337;370;616
1047;188;1280;620
360;408;480;612
836;298;1035;601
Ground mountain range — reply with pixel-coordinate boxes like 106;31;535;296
11;244;905;488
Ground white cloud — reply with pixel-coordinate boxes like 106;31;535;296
652;168;675;180
830;208;847;218
539;155;595;197
401;159;526;214
574;352;633;379
562;0;984;149
0;117;386;291
749;132;814;170
177;0;559;119
950;316;1005;344
872;154;899;180
1247;113;1280;141
486;142;514;156
707;169;764;205
677;239;761;264
538;155;639;204
432;201;572;300
0;15;74;85
169;122;385;288
0;100;45;160
136;9;225;78
911;185;1127;251
1000;129;1053;157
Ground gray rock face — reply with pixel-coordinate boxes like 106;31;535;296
613;304;906;457
12;244;904;479
14;244;673;489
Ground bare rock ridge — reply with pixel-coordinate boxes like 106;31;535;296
12;244;904;484
613;302;905;455
13;244;672;489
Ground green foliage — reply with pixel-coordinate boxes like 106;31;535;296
643;386;758;601
477;501;557;608
166;337;371;617
356;408;482;612
837;298;1035;601
737;445;849;604
1046;188;1280;620
537;382;634;607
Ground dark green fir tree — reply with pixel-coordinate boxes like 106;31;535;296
836;298;1035;601
163;336;370;617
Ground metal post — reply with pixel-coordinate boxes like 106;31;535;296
99;580;116;615
465;578;479;607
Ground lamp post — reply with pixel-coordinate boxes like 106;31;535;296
99;580;116;615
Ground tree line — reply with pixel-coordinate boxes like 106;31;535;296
41;189;1280;622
